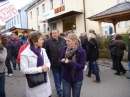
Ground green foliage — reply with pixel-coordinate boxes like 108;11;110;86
99;34;130;49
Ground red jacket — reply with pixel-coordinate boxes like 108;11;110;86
17;42;28;63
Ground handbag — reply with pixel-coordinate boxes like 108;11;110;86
110;42;116;56
25;50;46;88
25;72;46;88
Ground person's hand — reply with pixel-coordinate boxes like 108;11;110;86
61;58;65;63
65;58;69;64
42;66;49;72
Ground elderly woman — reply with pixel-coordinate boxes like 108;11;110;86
109;34;126;75
20;31;52;97
0;39;7;97
1;34;13;76
86;33;100;83
59;33;86;97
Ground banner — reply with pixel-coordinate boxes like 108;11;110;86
0;2;18;23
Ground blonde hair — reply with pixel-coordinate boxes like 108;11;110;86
66;33;80;45
88;33;96;41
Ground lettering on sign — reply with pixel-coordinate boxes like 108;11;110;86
55;5;65;14
0;3;18;23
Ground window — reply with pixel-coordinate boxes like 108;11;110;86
50;0;53;9
14;18;16;25
17;16;19;24
60;0;65;4
30;11;32;19
125;21;128;28
37;7;39;16
12;20;13;26
10;22;11;27
43;24;46;32
38;25;40;31
118;22;121;28
117;0;120;4
51;22;57;31
42;4;45;13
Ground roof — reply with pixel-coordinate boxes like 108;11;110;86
88;1;130;19
25;0;41;11
0;26;35;34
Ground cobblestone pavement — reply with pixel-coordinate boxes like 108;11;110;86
5;58;130;97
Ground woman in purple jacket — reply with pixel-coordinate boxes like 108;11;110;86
59;33;86;97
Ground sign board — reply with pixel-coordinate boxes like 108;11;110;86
0;2;18;23
43;9;54;21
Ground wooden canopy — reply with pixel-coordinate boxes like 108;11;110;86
87;1;130;36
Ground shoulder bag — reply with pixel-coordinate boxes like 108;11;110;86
25;50;46;88
110;42;117;56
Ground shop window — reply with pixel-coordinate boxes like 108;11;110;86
62;17;76;32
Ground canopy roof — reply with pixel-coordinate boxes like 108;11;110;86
87;1;130;23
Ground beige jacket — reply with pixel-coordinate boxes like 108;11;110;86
0;47;7;72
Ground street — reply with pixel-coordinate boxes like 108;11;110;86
5;58;130;97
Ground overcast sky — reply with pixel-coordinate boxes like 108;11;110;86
0;0;32;25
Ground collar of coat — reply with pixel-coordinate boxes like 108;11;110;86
20;45;44;57
51;36;62;42
64;46;84;53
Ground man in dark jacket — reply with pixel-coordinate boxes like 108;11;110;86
109;34;126;75
46;28;66;97
10;33;20;70
20;30;28;46
81;32;88;50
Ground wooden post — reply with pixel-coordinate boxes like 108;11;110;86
113;24;116;33
98;21;103;36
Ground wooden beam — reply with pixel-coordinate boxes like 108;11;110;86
98;21;103;36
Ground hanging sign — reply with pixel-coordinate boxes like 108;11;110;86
0;2;18;23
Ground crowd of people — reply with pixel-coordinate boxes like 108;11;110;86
0;28;129;97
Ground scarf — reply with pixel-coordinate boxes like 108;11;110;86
65;45;78;81
65;45;78;62
30;46;47;82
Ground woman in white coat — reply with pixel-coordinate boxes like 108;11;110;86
20;31;52;97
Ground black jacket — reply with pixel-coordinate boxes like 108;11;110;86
46;37;66;68
86;39;99;62
3;40;12;59
81;35;88;50
109;40;126;57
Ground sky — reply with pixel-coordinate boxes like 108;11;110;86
0;0;32;25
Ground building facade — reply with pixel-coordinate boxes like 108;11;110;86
26;0;130;36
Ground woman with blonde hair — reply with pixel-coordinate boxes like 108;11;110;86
59;33;86;97
86;33;100;83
